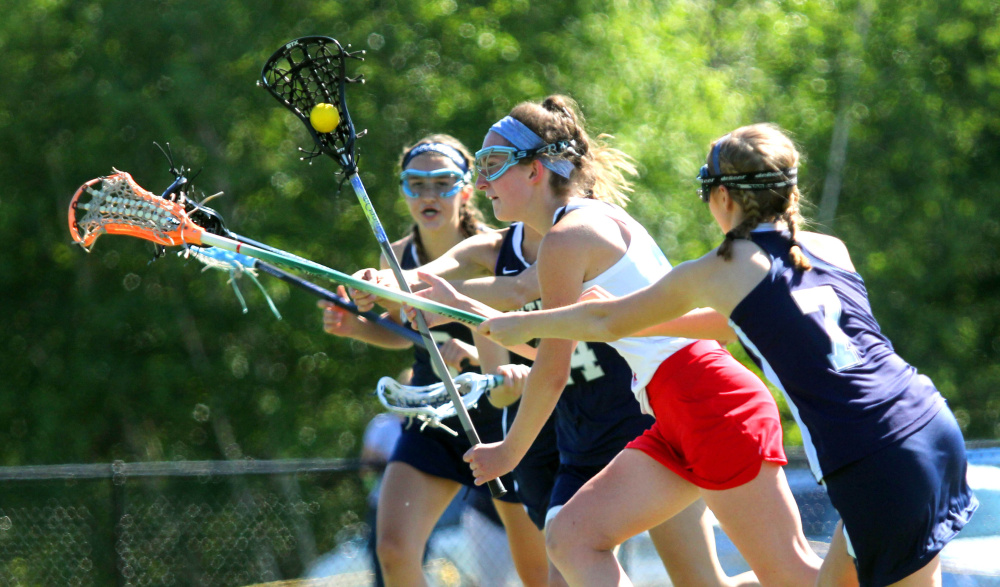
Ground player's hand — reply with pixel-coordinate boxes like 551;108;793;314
439;339;478;372
463;441;517;486
488;363;531;408
318;286;361;337
349;268;398;312
403;272;466;328
477;313;534;347
415;271;466;307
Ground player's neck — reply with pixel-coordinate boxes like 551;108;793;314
419;225;467;261
522;189;568;236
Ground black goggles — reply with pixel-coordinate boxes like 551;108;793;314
696;166;798;203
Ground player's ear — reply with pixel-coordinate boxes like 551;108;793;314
717;185;735;210
526;159;546;185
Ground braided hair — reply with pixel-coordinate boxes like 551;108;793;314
398;134;487;264
508;95;637;207
711;124;812;271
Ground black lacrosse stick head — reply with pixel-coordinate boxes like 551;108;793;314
260;36;365;174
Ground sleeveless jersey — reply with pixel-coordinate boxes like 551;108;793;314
498;222;653;466
554;199;697;415
729;227;945;481
401;242;481;386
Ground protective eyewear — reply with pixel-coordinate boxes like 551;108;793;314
474;141;572;182
399;168;470;199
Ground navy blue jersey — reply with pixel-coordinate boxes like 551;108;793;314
401;242;481;386
496;223;653;466
729;228;944;481
396;241;512;457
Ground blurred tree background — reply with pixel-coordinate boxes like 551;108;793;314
1;0;998;469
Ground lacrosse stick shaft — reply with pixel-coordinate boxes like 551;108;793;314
193;232;484;326
345;173;506;498
251;259;423;345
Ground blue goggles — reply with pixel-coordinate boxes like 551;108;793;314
474;141;572;182
399;168;471;199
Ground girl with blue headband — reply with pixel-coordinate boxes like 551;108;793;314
404;98;825;585
479;123;977;586
319;133;552;587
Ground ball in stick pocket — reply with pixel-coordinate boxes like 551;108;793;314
309;103;341;133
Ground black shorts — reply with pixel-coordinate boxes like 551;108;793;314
509;414;560;529
824;406;978;586
390;415;520;504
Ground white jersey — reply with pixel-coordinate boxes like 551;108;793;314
553;198;697;415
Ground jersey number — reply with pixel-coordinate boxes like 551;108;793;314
790;286;862;372
568;342;605;384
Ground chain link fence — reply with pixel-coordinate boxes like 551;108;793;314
0;446;997;587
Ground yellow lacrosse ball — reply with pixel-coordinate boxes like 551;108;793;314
309;103;340;133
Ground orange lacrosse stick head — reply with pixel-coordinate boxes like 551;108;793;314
68;170;207;251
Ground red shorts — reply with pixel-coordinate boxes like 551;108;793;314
626;339;786;490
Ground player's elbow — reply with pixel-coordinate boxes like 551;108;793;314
500;277;537;312
590;307;627;342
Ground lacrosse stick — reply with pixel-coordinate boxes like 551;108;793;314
260;36;506;496
67;170;485;326
377;373;503;436
185;245;425;345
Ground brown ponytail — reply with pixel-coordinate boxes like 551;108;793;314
710;124;811;271
508;95;637;207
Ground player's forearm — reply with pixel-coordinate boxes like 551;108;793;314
515;301;621;343
347;317;415;349
504;339;571;454
453;273;538;312
504;370;564;458
635;308;736;342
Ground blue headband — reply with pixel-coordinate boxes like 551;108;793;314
488;116;576;178
402;142;469;172
710;134;731;175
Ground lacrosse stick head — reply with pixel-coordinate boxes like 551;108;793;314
375;373;503;436
68;170;208;251
259;36;365;173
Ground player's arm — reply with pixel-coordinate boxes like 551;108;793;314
633;308;736;342
577;283;735;342
464;223;587;484
410;271;539;360
450;264;541;312
318;285;414;349
480;254;713;346
350;231;503;311
471;331;530;408
480;246;766;346
501;229;580;458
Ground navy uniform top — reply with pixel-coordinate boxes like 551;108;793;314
729;227;945;482
399;241;514;444
497;223;653;466
401;242;481;386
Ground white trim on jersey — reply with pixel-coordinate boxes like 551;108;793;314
730;320;825;482
510;222;528;268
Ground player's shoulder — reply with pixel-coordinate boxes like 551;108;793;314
549;205;620;242
464;226;508;248
797;231;855;272
383;234;415;268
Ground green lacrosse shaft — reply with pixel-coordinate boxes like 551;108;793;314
196;232;485;326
